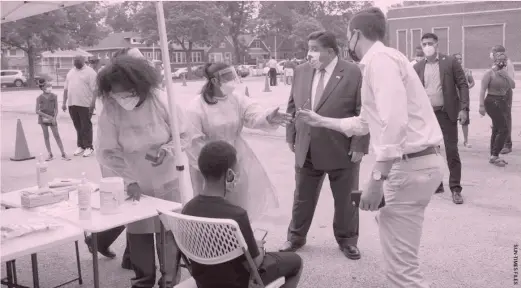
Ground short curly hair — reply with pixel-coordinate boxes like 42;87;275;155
96;55;160;100
198;141;237;181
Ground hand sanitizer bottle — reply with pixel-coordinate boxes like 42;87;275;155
36;154;49;189
78;173;92;220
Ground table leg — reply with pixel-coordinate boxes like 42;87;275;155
74;240;83;284
91;233;100;288
159;222;166;288
31;254;40;288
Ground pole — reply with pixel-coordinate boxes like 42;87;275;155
274;35;277;60
152;43;155;61
155;1;187;200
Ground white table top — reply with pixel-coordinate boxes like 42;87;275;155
0;208;84;262
34;195;182;233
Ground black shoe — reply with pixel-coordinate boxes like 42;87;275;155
339;245;361;260
85;236;117;259
452;191;464;205
279;240;305;252
121;257;132;270
435;185;445;194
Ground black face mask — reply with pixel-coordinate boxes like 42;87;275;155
74;61;84;69
348;31;361;63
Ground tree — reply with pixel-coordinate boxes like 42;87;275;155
105;2;142;33
217;1;256;64
290;14;324;52
135;2;229;78
1;2;106;85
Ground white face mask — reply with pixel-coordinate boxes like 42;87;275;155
225;169;239;194
112;93;139;110
422;46;436;57
44;88;53;93
489;52;494;60
307;51;322;69
220;82;236;96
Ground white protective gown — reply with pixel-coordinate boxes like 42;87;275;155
96;89;188;234
185;92;280;221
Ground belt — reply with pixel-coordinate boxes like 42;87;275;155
402;147;439;160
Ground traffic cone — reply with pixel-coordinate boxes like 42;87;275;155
263;75;271;92
10;119;35;161
182;74;187;86
245;86;250;97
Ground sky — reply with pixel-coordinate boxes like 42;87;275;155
373;0;404;14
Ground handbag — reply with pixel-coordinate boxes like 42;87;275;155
41;116;53;124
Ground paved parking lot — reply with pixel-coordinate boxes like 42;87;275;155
1;77;520;287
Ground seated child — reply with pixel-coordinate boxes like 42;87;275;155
182;140;303;288
36;80;70;161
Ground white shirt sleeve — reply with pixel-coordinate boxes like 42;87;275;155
367;53;408;161
338;112;369;137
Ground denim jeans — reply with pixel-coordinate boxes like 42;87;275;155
504;89;513;149
484;95;509;156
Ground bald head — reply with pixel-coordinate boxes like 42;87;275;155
73;55;86;69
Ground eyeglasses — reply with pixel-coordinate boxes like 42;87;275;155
421;42;435;47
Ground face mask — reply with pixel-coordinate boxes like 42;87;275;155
112;92;139;110
307;51;322;69
422;46;436;57
348;31;361;63
74;62;84;69
220;81;236;96
44;88;52;93
489;52;494;60
225;169;239;194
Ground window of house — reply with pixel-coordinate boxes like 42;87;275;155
145;52;153;59
173;52;186;63
224;52;232;60
7;49;24;57
253;41;260;48
219;42;226;48
191;51;202;63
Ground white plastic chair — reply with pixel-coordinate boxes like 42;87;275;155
158;209;285;288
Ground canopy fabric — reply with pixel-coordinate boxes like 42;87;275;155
1;1;82;24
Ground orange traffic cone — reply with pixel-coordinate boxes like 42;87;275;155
245;86;250;97
10;119;35;161
182;74;187;86
263;75;271;92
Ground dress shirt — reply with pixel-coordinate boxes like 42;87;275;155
311;56;338;108
424;55;444;106
267;59;278;69
338;41;443;162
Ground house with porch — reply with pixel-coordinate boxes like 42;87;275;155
39;49;93;85
83;32;208;70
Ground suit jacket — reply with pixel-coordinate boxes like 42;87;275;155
286;59;370;170
413;53;469;122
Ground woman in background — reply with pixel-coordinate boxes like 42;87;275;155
453;53;475;148
96;55;186;288
185;62;292;221
479;52;515;167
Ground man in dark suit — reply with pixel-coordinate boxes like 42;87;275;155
281;31;370;260
413;32;469;205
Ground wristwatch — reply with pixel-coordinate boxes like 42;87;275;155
372;170;388;181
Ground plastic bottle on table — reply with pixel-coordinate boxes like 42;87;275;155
36;153;49;189
78;172;92;220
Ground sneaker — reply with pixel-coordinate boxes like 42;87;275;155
62;154;71;161
73;147;85;156
463;142;472;148
500;147;511;154
83;148;94;157
45;154;54;161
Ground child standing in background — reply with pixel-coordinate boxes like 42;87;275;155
36;80;70;161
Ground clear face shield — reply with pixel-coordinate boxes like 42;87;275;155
215;67;241;84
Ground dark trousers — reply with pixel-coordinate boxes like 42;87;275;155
96;226;130;261
68;105;93;149
504;89;513;149
287;151;359;246
129;232;180;288
485;95;509;156
269;68;277;86
434;110;462;192
259;252;302;287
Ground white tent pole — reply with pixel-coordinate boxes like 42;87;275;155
155;1;187;202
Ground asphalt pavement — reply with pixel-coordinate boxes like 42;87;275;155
1;77;520;288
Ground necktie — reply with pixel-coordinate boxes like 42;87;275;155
314;69;326;110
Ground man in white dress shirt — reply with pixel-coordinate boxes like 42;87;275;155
297;8;444;288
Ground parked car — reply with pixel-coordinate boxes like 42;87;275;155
172;65;204;79
235;65;250;78
0;70;26;87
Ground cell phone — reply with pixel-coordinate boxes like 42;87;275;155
145;148;161;163
254;228;268;241
350;190;385;209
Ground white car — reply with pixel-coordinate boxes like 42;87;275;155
1;70;26;87
172;67;188;79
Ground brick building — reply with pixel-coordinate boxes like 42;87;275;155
387;1;521;69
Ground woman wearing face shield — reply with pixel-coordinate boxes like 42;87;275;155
95;55;187;288
185;62;292;221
